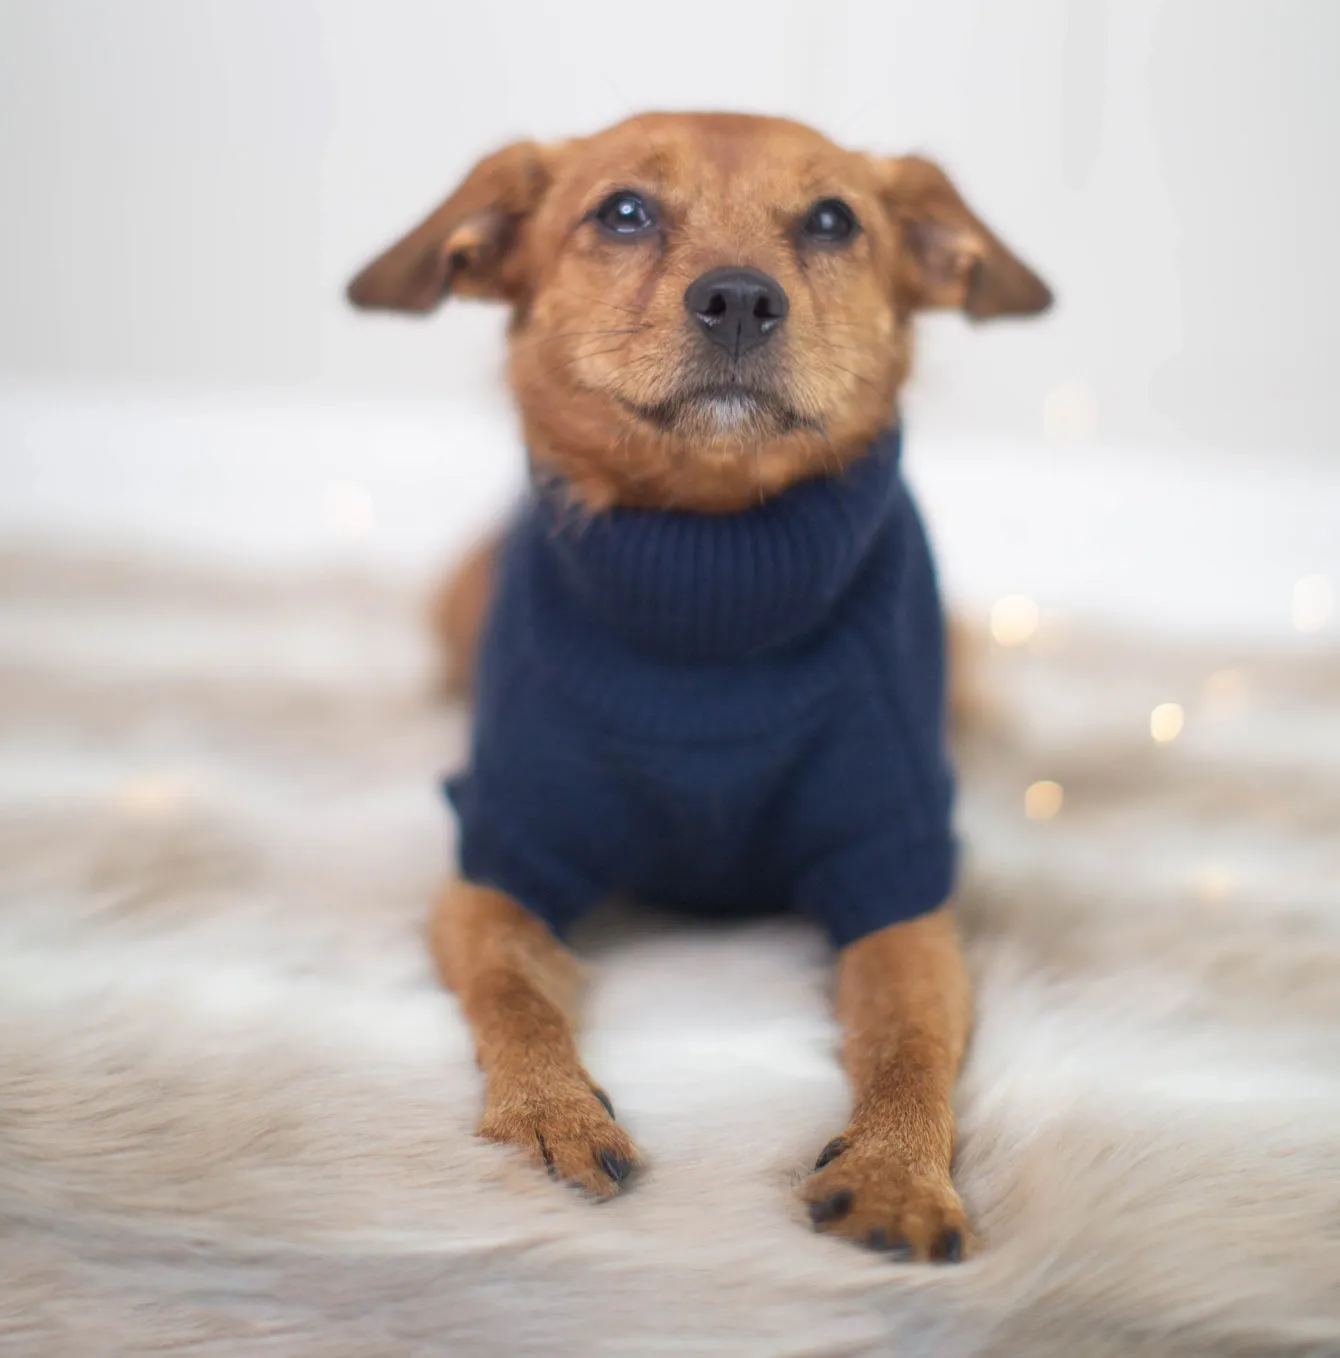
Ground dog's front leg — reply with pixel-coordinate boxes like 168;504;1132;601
801;906;973;1260
430;880;641;1196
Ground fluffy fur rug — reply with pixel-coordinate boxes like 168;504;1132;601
2;548;1338;1357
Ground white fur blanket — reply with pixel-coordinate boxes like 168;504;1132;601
2;548;1338;1357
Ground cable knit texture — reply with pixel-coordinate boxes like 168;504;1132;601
447;427;957;946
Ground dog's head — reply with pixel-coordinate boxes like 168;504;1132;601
349;113;1051;510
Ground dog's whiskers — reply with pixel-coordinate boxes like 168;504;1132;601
547;342;636;374
821;360;885;397
816;339;881;359
551;289;646;318
521;326;647;350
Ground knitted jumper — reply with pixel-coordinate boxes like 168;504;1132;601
446;427;957;948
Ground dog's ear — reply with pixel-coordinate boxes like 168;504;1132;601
346;142;551;313
878;156;1053;320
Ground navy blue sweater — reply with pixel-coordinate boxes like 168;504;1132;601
446;427;957;948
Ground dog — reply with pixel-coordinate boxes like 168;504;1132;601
348;111;1051;1261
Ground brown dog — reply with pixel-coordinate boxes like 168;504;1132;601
348;112;1050;1261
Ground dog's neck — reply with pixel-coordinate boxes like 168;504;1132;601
525;427;904;663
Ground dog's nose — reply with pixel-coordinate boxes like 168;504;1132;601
684;267;788;358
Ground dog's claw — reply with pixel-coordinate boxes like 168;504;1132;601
802;1129;971;1259
808;1189;854;1226
537;1133;556;1175
865;1229;913;1258
481;1075;641;1199
598;1149;633;1185
592;1087;616;1120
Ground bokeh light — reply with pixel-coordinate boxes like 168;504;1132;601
1150;702;1184;743
1024;780;1064;820
991;594;1040;647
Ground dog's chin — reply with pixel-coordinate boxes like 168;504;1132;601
620;385;814;444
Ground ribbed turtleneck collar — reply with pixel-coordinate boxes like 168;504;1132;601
528;428;903;663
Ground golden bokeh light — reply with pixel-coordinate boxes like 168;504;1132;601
1150;701;1185;743
1024;779;1064;820
991;594;1040;647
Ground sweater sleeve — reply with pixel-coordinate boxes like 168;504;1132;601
785;568;959;949
445;768;607;939
792;824;958;948
443;614;621;938
786;694;959;946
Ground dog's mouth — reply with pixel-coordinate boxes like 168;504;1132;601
620;384;817;437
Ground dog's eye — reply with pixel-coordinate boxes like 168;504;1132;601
801;198;859;245
594;191;657;237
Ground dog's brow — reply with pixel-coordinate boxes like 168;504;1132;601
796;164;846;200
619;147;672;183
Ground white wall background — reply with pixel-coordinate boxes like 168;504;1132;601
2;0;1337;460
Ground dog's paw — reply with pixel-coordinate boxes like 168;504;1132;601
479;1076;642;1199
800;1128;971;1261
